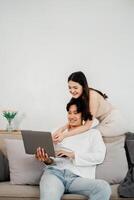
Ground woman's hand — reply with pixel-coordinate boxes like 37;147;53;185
56;149;75;159
52;131;66;143
35;147;53;165
52;124;69;143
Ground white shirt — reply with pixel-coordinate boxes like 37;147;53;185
51;126;106;179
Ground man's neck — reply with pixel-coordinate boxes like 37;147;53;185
68;125;81;131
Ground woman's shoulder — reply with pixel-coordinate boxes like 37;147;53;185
89;88;106;101
89;89;102;102
89;89;97;97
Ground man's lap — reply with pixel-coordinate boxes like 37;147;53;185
40;167;110;194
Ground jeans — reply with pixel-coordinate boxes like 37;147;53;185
40;167;111;200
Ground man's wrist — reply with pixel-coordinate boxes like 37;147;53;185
44;158;53;165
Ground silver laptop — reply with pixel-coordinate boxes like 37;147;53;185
21;130;55;157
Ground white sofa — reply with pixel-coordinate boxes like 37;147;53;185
0;131;132;200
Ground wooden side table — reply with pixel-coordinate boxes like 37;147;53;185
0;130;22;155
0;130;21;135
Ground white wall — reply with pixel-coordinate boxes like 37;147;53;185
0;0;134;132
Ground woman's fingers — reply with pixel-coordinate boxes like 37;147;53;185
53;136;61;144
52;136;59;142
52;132;59;139
53;134;63;143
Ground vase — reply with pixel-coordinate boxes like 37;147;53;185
6;120;13;132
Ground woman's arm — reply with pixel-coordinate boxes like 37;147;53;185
53;120;94;143
65;119;93;137
52;124;68;143
53;91;100;143
53;124;68;135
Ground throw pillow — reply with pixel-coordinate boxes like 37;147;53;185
5;139;45;185
96;136;128;184
0;150;10;181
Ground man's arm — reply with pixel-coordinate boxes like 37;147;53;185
73;130;106;167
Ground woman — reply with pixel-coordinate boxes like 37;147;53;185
53;71;128;143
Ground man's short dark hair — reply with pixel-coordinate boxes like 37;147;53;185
66;98;84;116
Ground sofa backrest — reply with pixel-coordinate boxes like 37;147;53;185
0;131;126;156
0;131;128;185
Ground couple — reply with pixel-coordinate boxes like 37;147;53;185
36;71;126;200
36;98;111;200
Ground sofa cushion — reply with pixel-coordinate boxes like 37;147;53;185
0;150;10;182
0;181;122;199
5;139;45;185
0;182;39;198
96;135;128;184
0;182;87;199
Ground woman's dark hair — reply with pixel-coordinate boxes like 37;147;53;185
68;71;108;121
66;98;85;121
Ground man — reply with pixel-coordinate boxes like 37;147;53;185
36;98;111;200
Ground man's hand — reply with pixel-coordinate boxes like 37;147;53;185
35;147;53;165
56;149;75;159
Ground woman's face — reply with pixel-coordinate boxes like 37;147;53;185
68;80;83;98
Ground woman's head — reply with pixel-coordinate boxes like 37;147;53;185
68;71;92;121
68;71;89;99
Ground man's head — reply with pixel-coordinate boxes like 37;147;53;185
66;98;84;129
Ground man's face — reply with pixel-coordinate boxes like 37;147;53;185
67;104;82;128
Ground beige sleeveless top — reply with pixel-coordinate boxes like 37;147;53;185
95;94;115;122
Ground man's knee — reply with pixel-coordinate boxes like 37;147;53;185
95;180;111;197
39;171;65;200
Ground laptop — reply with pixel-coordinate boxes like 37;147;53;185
21;130;55;157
